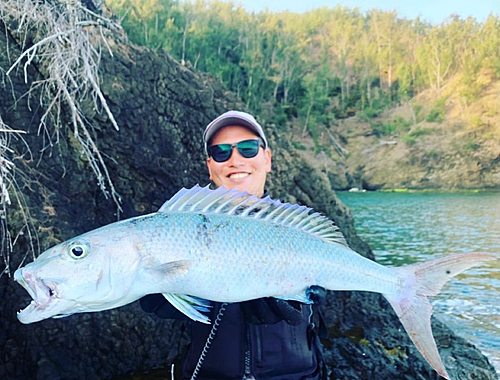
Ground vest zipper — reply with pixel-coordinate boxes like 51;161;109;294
242;327;255;380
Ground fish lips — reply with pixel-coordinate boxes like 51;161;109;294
14;268;69;324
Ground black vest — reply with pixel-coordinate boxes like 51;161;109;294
182;302;321;380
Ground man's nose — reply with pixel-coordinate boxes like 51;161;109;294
227;147;246;165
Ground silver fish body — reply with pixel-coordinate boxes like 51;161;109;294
14;185;498;379
135;212;396;303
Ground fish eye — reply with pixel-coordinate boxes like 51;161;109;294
68;242;89;259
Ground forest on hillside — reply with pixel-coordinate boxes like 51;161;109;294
107;0;499;138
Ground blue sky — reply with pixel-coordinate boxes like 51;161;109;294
234;0;499;24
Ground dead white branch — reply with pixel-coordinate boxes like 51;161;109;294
0;0;123;209
323;125;349;158
0;0;124;274
0;117;38;277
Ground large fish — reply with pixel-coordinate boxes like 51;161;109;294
14;185;497;379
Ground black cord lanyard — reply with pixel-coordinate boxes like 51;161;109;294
189;302;228;380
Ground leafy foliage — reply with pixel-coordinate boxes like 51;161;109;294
106;0;500;135
426;98;447;123
372;115;412;137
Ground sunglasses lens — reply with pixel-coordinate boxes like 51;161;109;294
237;140;260;158
209;139;262;162
210;144;232;162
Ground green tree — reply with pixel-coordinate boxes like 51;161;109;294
416;24;454;99
105;0;499;131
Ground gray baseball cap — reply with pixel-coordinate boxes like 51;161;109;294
203;110;268;154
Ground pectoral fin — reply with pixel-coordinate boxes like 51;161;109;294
150;260;192;276
144;260;193;283
162;293;212;324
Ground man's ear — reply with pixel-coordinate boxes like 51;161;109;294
264;149;272;173
206;157;213;180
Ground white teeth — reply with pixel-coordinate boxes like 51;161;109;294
229;173;249;179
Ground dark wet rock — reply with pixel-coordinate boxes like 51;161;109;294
0;18;497;380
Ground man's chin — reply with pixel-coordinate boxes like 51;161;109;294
224;176;250;187
224;182;255;195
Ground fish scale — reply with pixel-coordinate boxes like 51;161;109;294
154;211;370;303
14;184;498;380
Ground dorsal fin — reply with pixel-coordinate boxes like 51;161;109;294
159;185;348;246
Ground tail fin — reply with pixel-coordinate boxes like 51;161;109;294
383;252;498;379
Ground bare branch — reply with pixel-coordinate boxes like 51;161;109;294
0;0;125;273
0;116;38;277
0;0;124;210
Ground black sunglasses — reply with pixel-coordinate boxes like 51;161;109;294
208;139;263;163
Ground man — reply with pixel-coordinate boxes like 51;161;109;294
141;110;325;380
204;111;271;198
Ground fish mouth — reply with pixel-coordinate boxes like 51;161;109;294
14;268;63;324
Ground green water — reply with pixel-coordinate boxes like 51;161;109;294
336;191;500;374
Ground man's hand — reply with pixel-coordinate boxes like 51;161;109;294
307;285;327;305
240;286;327;325
240;298;303;325
140;294;179;319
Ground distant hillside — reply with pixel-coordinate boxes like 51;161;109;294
107;0;500;190
294;69;499;190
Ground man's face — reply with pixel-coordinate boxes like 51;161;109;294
206;125;272;197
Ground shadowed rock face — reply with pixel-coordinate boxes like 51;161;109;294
0;21;497;380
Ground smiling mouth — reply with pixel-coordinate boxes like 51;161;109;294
228;173;249;179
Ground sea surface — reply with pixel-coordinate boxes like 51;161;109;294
336;190;500;375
